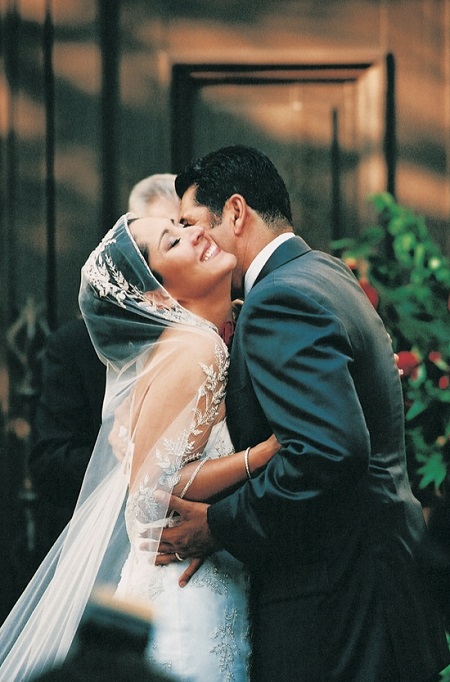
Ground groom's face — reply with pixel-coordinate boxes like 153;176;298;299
178;185;237;260
179;185;244;292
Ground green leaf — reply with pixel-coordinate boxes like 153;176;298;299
405;399;427;420
343;193;450;496
330;237;355;251
417;452;447;489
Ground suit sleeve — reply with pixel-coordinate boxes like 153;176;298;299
208;281;371;565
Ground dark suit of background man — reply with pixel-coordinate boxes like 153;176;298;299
157;145;450;682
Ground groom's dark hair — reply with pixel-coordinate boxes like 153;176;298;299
175;145;293;226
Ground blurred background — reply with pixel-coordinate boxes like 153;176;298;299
0;0;449;622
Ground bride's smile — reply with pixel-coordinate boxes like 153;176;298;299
129;216;236;318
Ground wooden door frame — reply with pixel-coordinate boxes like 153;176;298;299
170;55;396;198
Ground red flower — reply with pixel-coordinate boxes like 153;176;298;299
345;258;358;271
396;350;421;380
218;320;236;349
438;376;449;390
359;279;379;309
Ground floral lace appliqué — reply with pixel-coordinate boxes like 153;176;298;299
210;607;240;682
126;341;229;537
191;561;232;596
84;235;148;309
187;343;229;453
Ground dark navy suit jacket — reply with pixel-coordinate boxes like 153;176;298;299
30;318;105;544
208;237;449;682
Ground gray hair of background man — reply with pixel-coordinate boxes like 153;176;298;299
128;173;177;216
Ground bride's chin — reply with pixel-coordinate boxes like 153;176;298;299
221;254;237;272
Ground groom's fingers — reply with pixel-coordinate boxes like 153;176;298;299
141;493;211;555
154;552;180;566
152;554;203;586
179;558;204;587
139;528;180;551
155;490;191;516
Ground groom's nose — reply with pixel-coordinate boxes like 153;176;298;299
185;226;205;243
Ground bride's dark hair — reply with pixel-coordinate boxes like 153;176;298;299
133;240;164;286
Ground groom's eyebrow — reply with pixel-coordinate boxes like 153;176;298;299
179;216;193;228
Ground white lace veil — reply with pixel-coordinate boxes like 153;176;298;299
0;214;227;681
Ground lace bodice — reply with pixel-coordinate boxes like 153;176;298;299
125;339;229;538
117;418;251;682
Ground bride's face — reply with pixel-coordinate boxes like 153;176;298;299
130;217;237;301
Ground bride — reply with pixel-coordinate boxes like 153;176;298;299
0;213;279;682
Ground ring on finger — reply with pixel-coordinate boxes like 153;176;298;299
175;552;184;562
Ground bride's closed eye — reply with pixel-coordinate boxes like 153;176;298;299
168;237;181;249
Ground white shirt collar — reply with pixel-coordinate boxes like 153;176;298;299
244;233;295;296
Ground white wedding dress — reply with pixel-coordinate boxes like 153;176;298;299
115;421;251;682
0;215;251;682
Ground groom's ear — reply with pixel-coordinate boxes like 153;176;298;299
224;194;247;236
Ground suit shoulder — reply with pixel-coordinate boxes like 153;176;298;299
248;250;360;308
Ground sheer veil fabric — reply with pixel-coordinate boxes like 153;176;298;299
0;214;230;681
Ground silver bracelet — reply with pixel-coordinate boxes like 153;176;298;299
244;447;252;480
181;452;202;466
179;457;209;499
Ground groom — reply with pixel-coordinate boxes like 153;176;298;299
156;145;449;682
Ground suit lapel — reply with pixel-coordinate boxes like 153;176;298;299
253;236;312;288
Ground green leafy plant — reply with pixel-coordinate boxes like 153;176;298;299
333;193;450;503
441;633;450;681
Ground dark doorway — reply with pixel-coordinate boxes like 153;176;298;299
171;57;395;250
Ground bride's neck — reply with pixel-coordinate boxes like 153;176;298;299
180;284;233;330
187;298;233;329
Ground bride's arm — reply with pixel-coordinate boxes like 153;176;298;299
172;434;280;501
129;329;279;499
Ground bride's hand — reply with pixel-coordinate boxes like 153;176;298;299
247;434;281;477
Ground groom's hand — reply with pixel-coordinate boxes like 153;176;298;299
153;493;220;586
